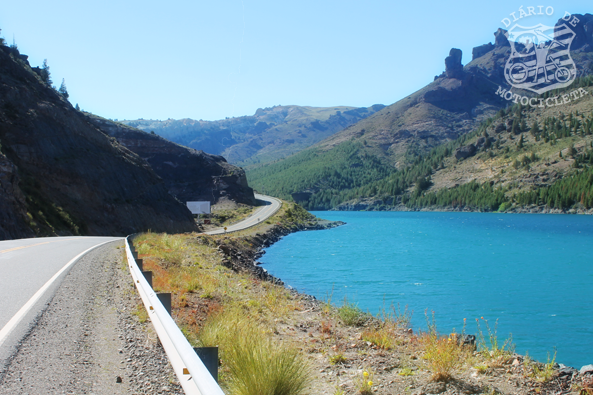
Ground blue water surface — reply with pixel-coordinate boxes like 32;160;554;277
260;211;593;368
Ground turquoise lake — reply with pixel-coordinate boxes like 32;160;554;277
259;211;593;368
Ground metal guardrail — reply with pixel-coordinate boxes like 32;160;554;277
125;236;224;395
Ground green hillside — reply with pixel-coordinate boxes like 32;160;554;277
249;76;593;213
248;141;393;208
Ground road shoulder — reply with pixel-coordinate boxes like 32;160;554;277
0;241;183;394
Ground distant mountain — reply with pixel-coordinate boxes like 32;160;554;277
121;104;384;167
0;43;254;240
248;14;593;212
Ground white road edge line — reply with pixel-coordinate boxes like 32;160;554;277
0;238;121;348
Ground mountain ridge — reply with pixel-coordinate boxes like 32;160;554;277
121;104;384;167
247;14;593;212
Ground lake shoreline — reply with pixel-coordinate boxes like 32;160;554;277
251;212;591;370
206;209;593;393
334;199;593;215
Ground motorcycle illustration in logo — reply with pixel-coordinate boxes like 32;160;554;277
504;23;576;94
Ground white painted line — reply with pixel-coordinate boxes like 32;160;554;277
0;238;120;347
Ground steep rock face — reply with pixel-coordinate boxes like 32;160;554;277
566;13;593;52
336;19;593;160
315;45;506;161
0;152;34;239
0;46;198;239
87;116;256;206
445;48;464;78
472;43;495;61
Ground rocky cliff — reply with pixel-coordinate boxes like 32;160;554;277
0;45;198;239
0;151;33;239
86;116;256;206
314;15;593;163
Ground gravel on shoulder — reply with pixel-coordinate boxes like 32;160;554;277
0;241;184;395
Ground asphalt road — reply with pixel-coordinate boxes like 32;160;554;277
0;236;120;371
0;241;184;394
206;193;282;235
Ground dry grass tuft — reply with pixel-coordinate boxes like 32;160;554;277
198;310;310;395
420;312;470;382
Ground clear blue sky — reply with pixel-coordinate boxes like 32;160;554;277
1;1;590;121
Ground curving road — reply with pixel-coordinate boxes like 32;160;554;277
0;236;120;370
206;193;281;235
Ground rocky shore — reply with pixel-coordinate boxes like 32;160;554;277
201;216;344;284
336;198;593;215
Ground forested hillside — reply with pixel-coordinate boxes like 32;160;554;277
248;15;593;214
249;76;593;213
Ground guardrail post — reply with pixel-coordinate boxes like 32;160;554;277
193;347;219;383
142;271;153;288
157;293;172;315
125;236;224;394
136;258;143;272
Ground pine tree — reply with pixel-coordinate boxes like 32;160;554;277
517;134;524;150
40;59;52;85
75;103;80;111
530;121;541;136
520;119;528;134
511;119;519;135
513;159;520;169
58;79;69;99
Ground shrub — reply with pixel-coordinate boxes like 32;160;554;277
378;302;412;329
475;317;515;362
321;320;332;334
329;354;347;365
362;326;396;350
421;333;469;381
199;311;310;395
582;375;593;395
354;369;374;395
398;367;414;376
421;313;470;382
525;350;557;383
337;297;368;326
